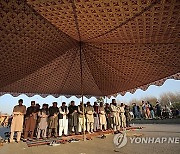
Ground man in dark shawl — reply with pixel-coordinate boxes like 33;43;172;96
105;103;112;130
24;101;37;140
124;105;131;127
68;101;79;135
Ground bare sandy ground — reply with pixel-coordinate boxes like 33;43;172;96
0;124;180;154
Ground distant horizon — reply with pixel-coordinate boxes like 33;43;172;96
0;79;180;115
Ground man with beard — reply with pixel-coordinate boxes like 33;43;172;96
68;101;79;135
24;101;37;140
48;102;59;137
10;99;26;143
59;102;69;137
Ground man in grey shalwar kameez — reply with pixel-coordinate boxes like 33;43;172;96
37;104;49;139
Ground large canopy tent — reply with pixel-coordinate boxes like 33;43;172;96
0;0;180;98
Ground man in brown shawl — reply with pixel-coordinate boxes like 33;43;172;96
24;101;37;140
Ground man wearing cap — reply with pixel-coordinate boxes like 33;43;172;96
10;99;26;143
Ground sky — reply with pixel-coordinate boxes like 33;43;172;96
0;79;180;115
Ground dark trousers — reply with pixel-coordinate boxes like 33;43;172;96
48;128;57;137
68;118;78;134
126;118;130;127
106;115;112;129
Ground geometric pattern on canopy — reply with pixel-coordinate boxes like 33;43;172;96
0;0;180;97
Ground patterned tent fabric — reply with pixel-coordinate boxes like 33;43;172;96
0;0;180;97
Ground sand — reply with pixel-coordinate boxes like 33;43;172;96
0;124;180;154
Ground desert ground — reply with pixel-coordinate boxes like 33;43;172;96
0;124;180;154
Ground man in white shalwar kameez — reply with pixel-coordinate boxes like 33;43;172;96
59;102;69;136
110;99;120;132
119;103;126;128
86;102;94;133
99;102;107;131
10;99;26;143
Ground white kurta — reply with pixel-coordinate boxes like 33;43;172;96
59;107;69;136
119;106;126;128
86;106;94;123
11;105;26;132
86;106;94;132
78;105;86;132
111;104;120;125
99;107;106;125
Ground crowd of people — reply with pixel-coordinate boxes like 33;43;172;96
132;101;180;119
9;99;131;143
6;98;180;143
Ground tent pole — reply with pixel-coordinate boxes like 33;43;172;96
79;41;86;141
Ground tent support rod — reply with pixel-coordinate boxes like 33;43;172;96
79;42;86;141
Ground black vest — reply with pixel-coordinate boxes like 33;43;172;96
59;106;67;119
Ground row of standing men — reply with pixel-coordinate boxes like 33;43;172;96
10;99;130;142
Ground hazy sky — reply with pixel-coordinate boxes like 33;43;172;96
0;79;179;114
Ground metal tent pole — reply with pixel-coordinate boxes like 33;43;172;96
79;41;86;141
